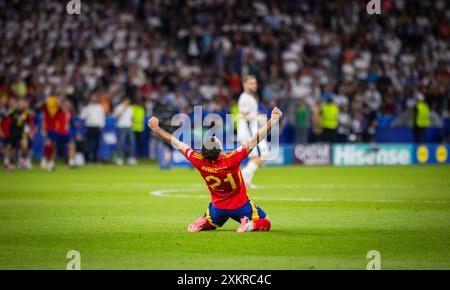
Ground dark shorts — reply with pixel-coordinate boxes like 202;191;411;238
5;136;21;149
204;199;267;228
27;137;34;150
46;131;58;143
57;134;72;147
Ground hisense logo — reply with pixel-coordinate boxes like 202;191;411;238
366;0;381;15
333;145;411;166
66;0;81;15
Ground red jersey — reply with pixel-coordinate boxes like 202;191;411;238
0;113;12;138
184;145;250;210
43;105;61;132
43;97;61;132
55;111;71;135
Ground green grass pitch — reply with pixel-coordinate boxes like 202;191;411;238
0;162;449;269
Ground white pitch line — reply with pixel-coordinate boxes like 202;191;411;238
149;188;450;204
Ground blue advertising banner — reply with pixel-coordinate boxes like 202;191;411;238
265;145;293;166
332;144;413;166
413;144;450;165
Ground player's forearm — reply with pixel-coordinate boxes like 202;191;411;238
153;127;176;146
153;127;188;152
245;117;280;150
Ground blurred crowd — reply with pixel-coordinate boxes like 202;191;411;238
0;0;449;170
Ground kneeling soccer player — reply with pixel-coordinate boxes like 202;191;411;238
148;107;283;233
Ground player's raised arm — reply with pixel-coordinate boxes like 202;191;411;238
243;107;283;153
148;116;189;154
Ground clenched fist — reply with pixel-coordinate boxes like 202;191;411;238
148;116;159;131
271;107;283;119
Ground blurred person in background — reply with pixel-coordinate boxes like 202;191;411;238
337;104;351;143
81;95;105;163
1;98;34;171
238;75;269;188
0;98;10;168
41;95;61;171
11;75;27;99
0;97;5;165
132;98;146;158
364;84;382;113
413;93;431;144
310;100;323;143
114;97;137;166
56;99;76;168
230;102;240;136
350;108;364;143
97;86;112;117
362;104;378;143
17;98;35;169
71;118;87;169
320;97;339;143
1;98;20;171
295;98;310;144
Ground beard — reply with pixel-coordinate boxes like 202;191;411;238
246;87;257;95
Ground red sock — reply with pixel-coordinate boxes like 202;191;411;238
44;143;54;160
252;218;271;231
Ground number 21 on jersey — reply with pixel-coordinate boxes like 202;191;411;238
205;173;238;192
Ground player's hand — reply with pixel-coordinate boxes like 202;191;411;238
148;116;159;131
271;107;283;120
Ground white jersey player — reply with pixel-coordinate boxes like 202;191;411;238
238;75;269;188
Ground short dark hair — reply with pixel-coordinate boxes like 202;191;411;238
201;137;222;161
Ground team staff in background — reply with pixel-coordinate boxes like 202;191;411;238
81;96;105;163
414;93;430;144
114;97;137;166
320;97;339;144
132;99;146;158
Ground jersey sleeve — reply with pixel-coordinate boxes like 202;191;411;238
184;147;204;168
225;145;249;167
